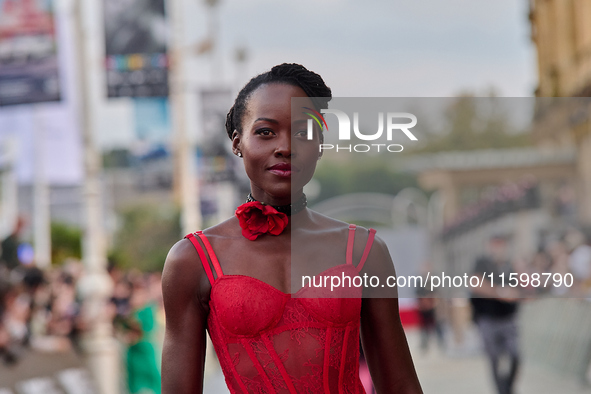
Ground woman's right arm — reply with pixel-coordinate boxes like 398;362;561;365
161;239;209;393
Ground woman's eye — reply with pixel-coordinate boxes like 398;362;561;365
255;128;275;136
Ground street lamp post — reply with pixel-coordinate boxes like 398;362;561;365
73;0;119;392
170;0;202;236
33;108;51;269
0;138;17;240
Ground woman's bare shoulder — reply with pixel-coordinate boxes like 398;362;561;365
306;209;389;263
307;210;378;240
162;238;203;294
162;217;239;276
306;209;350;233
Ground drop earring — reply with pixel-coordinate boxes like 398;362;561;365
237;152;242;157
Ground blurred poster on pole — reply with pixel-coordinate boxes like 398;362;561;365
0;106;82;185
0;0;82;185
199;88;234;181
0;0;61;106
103;0;169;98
133;97;170;141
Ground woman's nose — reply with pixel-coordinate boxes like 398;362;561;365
274;132;292;157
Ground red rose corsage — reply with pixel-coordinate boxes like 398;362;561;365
235;201;289;241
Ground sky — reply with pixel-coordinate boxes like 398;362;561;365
209;0;537;97
95;0;537;148
0;0;538;150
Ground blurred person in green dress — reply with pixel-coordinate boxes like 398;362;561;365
124;275;161;394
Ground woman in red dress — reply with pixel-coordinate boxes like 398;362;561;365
161;64;422;393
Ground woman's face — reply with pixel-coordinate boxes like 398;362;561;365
233;83;321;205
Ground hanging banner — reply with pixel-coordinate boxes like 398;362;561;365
198;88;235;181
0;107;82;185
103;0;169;98
0;0;61;106
0;1;82;185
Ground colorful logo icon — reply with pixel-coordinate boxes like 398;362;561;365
302;107;328;131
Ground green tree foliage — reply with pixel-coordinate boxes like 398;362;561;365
51;222;82;264
413;94;531;153
109;204;180;272
102;148;132;168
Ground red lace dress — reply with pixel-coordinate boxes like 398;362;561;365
185;224;377;394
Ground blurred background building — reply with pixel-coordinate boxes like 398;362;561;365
402;1;591;389
529;0;591;225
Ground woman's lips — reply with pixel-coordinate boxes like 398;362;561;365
268;163;296;177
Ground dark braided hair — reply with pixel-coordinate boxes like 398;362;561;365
225;63;332;139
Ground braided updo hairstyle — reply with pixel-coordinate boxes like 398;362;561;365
225;63;332;139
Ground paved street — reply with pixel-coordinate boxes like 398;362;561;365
204;329;591;394
0;348;95;394
409;329;591;394
2;329;590;393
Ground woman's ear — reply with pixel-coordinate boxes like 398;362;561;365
232;131;242;157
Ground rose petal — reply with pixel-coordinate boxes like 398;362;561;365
235;200;288;241
242;228;261;241
246;214;268;232
267;213;288;235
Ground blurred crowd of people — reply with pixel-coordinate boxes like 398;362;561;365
515;226;591;298
0;262;83;365
0;245;164;393
468;227;591;394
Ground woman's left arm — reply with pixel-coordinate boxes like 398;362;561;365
360;236;423;394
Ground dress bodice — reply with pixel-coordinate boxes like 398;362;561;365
185;224;376;393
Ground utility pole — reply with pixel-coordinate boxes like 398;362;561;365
33;108;51;269
234;45;248;95
73;0;119;392
170;0;202;235
0;138;17;240
205;0;221;83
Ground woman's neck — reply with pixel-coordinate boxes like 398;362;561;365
249;189;305;207
246;192;307;217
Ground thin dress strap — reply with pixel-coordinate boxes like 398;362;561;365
357;228;377;272
184;231;224;286
346;224;357;266
345;225;377;271
195;231;223;278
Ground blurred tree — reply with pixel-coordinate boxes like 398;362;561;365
310;92;530;204
51;222;82;264
312;158;418;203
413;93;531;153
103;148;133;168
110;204;180;272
